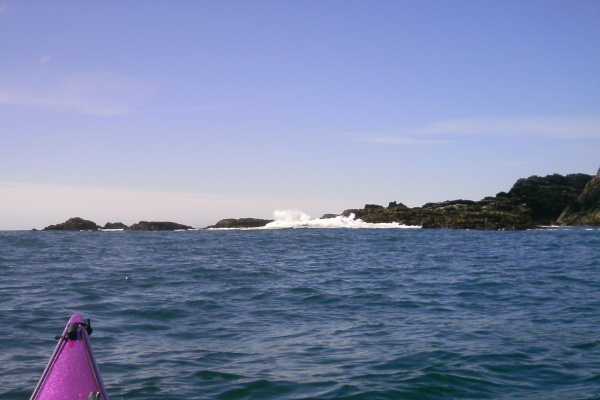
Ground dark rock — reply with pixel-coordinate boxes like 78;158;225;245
321;214;339;219
206;218;273;229
207;170;596;231
421;199;477;209
388;201;409;209
103;222;129;230
343;198;536;230
43;217;100;231
127;221;194;231
558;168;600;226
339;172;594;230
507;173;593;224
417;199;536;230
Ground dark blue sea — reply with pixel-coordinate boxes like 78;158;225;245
1;227;599;399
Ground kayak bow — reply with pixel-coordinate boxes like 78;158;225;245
30;314;110;400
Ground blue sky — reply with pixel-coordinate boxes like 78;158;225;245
1;1;599;229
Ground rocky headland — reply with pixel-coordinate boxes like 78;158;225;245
338;172;596;230
207;171;598;230
38;170;600;231
557;169;600;226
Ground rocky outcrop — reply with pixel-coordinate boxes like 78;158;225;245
127;221;194;231
558;169;600;226
42;218;194;231
320;214;339;219
340;172;595;230
103;222;129;230
43;217;100;231
206;218;273;229
507;173;592;224
343;197;537;230
43;217;273;231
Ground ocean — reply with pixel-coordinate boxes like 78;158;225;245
1;222;599;399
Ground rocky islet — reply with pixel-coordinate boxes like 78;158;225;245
42;218;193;231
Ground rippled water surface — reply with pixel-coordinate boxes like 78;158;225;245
1;228;599;399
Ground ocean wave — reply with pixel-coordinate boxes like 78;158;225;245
261;210;421;229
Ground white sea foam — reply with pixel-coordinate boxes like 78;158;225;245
262;210;420;229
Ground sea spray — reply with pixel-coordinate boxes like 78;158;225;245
264;210;420;229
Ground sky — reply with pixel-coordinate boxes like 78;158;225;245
1;1;599;230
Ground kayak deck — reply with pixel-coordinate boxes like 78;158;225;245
30;314;109;400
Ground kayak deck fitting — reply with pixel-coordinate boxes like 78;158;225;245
30;314;110;400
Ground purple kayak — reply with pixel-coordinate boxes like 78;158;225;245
30;314;110;400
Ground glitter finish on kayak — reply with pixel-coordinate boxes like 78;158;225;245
30;314;109;400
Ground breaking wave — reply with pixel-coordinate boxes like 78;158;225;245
263;210;420;229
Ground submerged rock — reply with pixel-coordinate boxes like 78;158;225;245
127;221;194;231
206;218;274;229
43;217;100;231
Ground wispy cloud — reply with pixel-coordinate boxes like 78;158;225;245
500;160;528;167
137;86;316;114
340;132;452;145
577;145;600;154
0;71;154;116
39;55;51;66
411;116;600;139
255;87;316;101
341;116;600;146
